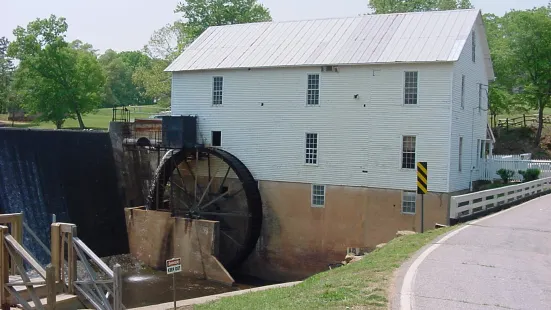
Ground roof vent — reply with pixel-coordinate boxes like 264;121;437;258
321;65;339;73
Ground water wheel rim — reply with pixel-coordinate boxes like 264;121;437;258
147;147;262;271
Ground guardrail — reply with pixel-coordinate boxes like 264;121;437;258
450;177;551;220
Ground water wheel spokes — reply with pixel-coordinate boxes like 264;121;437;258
148;147;262;270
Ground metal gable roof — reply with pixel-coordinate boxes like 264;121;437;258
166;9;487;72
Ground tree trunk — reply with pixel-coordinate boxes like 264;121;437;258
55;120;62;129
534;97;544;147
76;109;85;129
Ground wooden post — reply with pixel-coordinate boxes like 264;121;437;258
10;214;23;276
46;264;56;310
523;114;527;127
0;226;9;310
50;224;61;282
506;118;509;131
113;264;122;310
67;226;77;295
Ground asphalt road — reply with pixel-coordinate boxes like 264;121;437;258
402;195;551;310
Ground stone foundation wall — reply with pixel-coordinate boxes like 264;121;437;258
124;207;233;285
239;181;450;281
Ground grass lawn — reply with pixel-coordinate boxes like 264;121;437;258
193;226;458;310
0;105;166;130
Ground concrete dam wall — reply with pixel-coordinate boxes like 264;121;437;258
0;128;128;262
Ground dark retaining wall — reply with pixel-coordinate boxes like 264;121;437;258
0;128;128;263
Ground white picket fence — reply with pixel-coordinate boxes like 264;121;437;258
450;177;551;219
479;157;551;182
491;153;532;160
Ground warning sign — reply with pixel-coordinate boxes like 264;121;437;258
417;162;428;195
166;257;182;274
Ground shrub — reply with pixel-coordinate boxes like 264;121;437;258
518;169;541;182
497;169;515;184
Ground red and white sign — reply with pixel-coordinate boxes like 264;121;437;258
166;257;182;274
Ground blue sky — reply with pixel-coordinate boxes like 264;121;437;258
2;0;549;53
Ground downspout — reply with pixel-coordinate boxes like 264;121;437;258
446;66;454;226
469;105;475;192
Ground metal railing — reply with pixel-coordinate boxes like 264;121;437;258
112;106;131;123
51;223;124;310
450;177;551;220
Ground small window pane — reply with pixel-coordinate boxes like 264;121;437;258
402;136;416;169
212;77;223;105
306;133;318;165
402;191;416;214
312;185;325;207
307;74;320;105
404;72;418;105
212;131;221;147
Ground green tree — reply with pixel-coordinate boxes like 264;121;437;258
143;23;186;61
0;36;15;114
175;0;272;43
498;8;551;145
138;0;273;110
368;0;472;14
8;15;105;129
99;50;153;108
132;59;171;107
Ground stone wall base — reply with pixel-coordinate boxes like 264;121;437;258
124;207;234;286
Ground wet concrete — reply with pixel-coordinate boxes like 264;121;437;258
103;251;284;307
122;270;236;308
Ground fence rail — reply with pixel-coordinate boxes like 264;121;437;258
0;225;55;310
479;158;551;182
450;177;551;219
497;114;551;130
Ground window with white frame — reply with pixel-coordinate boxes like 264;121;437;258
476;138;481;166
404;71;418;105
312;184;325;207
305;133;318;165
402;136;416;169
472;30;476;63
461;75;465;109
402;191;416;214
480;139;485;160
459;137;463;171
478;83;482;112
212;76;223;105
307;74;320;105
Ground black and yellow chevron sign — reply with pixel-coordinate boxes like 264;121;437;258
417;162;428;195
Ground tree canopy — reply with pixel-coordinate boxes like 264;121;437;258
135;0;273;109
0;36;15;114
368;0;472;14
99;49;153;108
8;15;105;129
493;8;551;145
175;0;272;43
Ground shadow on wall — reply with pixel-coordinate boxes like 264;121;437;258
0;128;129;263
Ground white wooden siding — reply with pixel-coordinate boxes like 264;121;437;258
171;63;453;192
449;17;490;192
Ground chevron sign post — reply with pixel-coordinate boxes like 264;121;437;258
417;162;428;233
